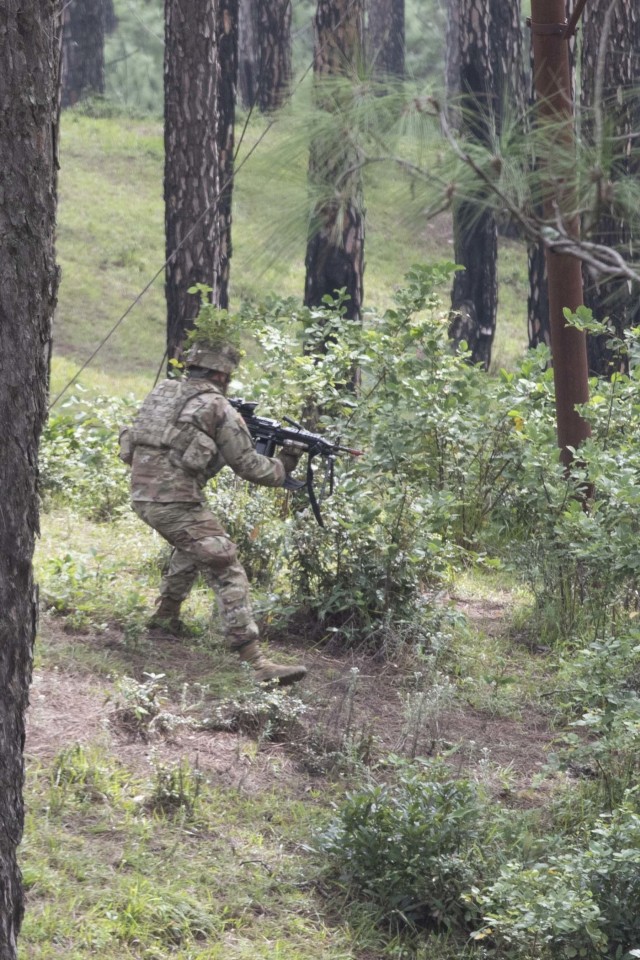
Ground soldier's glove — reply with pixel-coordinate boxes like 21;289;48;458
277;441;307;475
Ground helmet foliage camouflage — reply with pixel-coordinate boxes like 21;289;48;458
185;341;241;374
183;285;245;374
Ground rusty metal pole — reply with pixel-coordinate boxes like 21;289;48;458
529;0;591;468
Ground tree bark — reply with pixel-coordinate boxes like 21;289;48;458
215;0;239;307
528;0;574;350
60;0;106;108
238;0;258;108
488;0;525;124
368;0;405;79
0;2;59;956
164;0;238;361
104;0;118;34
304;0;366;327
449;0;498;370
256;0;292;112
580;0;640;376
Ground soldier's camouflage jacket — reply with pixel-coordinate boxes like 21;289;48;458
119;379;286;502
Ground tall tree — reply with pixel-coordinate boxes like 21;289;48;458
60;0;106;108
447;0;498;370
215;0;239;302
368;0;404;79
528;1;574;350
0;1;59;956
238;0;258;108
164;0;238;360
104;0;118;34
238;0;292;112
304;0;366;328
256;0;292;112
580;0;640;375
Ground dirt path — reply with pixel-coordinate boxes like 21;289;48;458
28;602;558;800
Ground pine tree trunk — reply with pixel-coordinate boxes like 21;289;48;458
104;0;118;34
304;0;365;327
449;0;498;370
238;0;257;108
61;0;106;108
527;0;574;350
215;0;238;308
256;0;292;112
368;0;405;78
489;0;524;238
0;2;59;956
581;0;640;376
164;0;238;360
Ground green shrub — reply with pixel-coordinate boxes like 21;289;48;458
471;854;606;958
471;795;640;959
319;765;484;931
41;391;134;520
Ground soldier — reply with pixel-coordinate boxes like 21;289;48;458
119;337;307;685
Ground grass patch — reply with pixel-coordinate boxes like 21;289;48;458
22;746;352;960
54;109;530;397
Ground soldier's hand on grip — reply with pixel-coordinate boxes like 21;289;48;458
278;441;306;475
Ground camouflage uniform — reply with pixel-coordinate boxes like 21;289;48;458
120;377;286;652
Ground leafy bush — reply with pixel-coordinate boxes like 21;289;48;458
41;391;134;520
319;765;484;931
471;854;606;958
146;756;205;817
471;794;640;959
238;264;532;648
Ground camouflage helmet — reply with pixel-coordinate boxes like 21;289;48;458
184;340;241;375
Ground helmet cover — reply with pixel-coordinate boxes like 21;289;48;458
184;341;241;375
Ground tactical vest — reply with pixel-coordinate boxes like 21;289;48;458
130;380;220;478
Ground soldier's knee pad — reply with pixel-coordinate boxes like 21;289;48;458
194;535;238;572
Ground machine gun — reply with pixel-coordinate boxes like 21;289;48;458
229;398;362;527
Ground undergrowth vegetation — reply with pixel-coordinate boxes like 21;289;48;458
35;262;640;958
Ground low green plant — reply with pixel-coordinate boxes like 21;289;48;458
320;763;485;932
470;854;606;958
40;390;134;521
49;743;132;811
470;793;640;959
146;756;206;817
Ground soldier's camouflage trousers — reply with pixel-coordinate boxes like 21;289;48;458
132;501;259;649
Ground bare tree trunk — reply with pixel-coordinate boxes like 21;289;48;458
580;0;640;376
238;0;257;107
61;0;106;108
239;0;292;112
164;0;238;360
0;1;59;956
256;0;292;111
528;0;574;350
304;0;366;328
368;0;405;78
104;0;118;34
215;0;239;307
449;0;498;370
489;0;525;238
444;0;461;126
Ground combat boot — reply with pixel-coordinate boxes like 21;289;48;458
147;596;185;637
237;641;307;686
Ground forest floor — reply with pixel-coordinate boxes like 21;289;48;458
29;595;557;803
22;572;568;959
